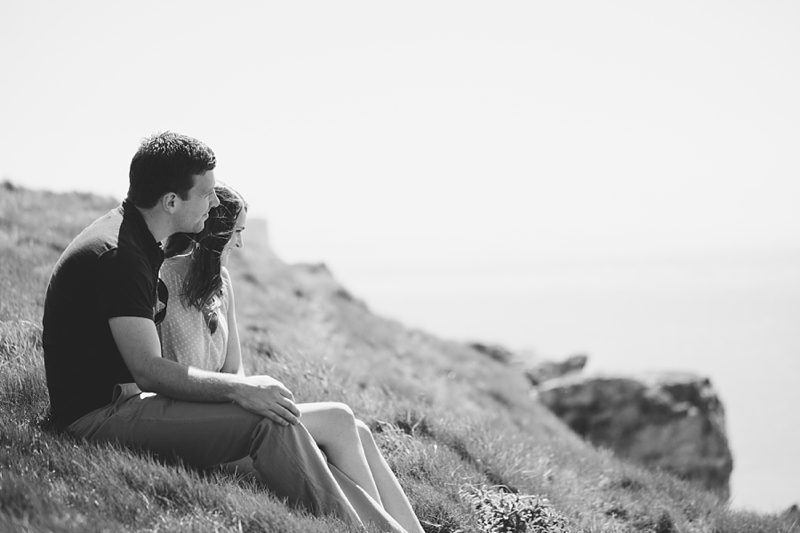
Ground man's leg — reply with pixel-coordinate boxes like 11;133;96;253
67;385;361;524
220;454;407;533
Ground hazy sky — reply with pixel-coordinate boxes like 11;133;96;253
2;1;798;275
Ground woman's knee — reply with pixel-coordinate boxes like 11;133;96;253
323;402;356;427
355;419;375;443
301;402;359;440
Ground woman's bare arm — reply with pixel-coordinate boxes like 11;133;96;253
219;266;245;375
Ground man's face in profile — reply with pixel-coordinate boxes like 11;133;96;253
175;170;219;233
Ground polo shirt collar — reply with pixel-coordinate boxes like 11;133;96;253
121;199;165;262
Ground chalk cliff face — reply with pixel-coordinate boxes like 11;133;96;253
534;372;733;500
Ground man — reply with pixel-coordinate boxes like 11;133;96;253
41;132;368;526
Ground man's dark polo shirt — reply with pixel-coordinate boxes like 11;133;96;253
42;200;165;429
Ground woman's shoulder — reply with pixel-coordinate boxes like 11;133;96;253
220;266;232;284
162;254;191;277
159;257;183;287
219;266;236;306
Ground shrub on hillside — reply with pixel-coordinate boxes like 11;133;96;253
460;485;570;533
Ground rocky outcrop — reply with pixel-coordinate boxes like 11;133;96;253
469;342;516;364
525;354;587;385
536;372;733;499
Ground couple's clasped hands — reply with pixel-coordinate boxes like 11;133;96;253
236;375;301;426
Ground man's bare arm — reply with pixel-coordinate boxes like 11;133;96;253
108;316;300;425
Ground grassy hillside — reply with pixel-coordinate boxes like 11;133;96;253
1;182;797;533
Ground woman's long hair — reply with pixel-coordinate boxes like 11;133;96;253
164;183;248;312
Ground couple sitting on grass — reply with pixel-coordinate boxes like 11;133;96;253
42;132;424;533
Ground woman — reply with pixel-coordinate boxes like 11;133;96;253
159;184;424;533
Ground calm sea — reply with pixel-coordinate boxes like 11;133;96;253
339;250;800;512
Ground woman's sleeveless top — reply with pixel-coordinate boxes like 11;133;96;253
158;257;230;372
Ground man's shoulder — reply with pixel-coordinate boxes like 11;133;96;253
72;204;155;261
55;206;124;266
50;205;158;288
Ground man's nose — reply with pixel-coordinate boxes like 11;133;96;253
210;192;220;208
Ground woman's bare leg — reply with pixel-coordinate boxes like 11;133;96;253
298;402;381;503
355;420;425;533
298;402;424;533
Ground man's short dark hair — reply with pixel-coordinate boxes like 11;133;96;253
127;132;217;208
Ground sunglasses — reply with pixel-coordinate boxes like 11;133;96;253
204;308;219;335
154;278;169;326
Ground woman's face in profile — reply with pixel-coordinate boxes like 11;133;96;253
221;209;247;267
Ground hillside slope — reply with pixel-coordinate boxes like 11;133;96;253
1;183;797;532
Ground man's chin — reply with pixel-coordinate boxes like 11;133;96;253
193;218;207;232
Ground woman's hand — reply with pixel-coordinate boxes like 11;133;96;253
233;375;301;426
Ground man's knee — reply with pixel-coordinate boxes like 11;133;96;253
252;418;324;460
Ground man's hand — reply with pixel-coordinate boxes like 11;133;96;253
233;375;301;426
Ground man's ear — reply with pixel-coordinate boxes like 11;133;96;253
161;192;179;214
